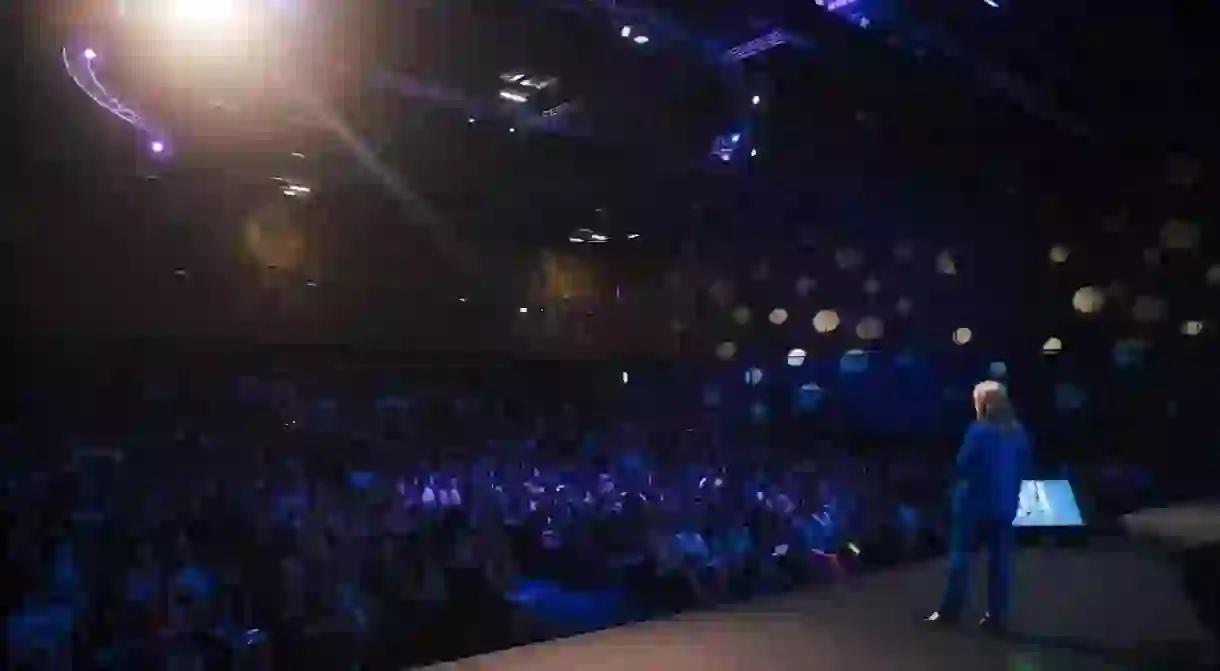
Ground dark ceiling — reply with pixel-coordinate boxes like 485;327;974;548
7;0;1217;350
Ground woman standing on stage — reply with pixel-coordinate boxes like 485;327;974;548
928;380;1033;632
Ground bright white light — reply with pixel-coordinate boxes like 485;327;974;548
621;26;631;38
621;372;629;384
499;90;528;103
787;348;807;366
633;35;649;44
750;148;758;157
84;48;97;60
731;133;741;143
813;310;840;333
150;141;165;153
291;152;305;159
519;307;528;313
1049;244;1070;264
983;0;999;7
509;127;516;133
627;233;639;239
170;0;236;23
590;233;609;242
1072;286;1105;314
752;95;761;105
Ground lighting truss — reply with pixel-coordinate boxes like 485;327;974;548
724;29;789;61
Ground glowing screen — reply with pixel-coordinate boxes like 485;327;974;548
1013;480;1084;527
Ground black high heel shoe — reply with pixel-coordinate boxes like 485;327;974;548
925;611;960;626
978;612;1007;634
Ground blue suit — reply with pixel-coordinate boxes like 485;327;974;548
938;421;1032;623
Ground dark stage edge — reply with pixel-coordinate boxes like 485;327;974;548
419;542;1218;670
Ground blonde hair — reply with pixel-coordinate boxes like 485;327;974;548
972;380;1019;429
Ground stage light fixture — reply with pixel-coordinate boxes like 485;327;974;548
839;349;869;374
172;0;234;19
1072;286;1105;314
813;310;840;333
856;316;884;340
795;276;816;296
715;341;737;361
1132;295;1167;323
936;250;957;275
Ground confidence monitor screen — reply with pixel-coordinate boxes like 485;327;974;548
1013;480;1085;527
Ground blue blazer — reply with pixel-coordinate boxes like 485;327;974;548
951;421;1033;523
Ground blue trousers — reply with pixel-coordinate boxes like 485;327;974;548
938;515;1015;622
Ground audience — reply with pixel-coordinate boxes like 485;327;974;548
2;371;1154;669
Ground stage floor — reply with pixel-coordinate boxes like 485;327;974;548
421;542;1217;670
